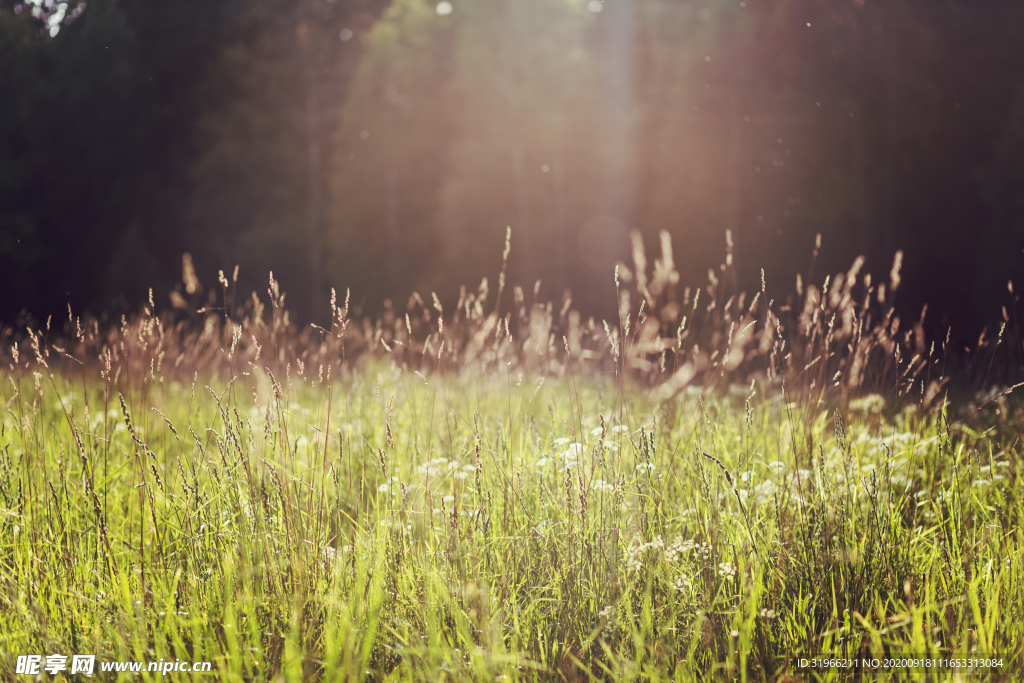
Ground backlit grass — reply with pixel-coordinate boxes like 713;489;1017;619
1;238;1022;680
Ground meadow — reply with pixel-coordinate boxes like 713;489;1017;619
1;234;1022;681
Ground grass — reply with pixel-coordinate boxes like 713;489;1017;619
1;234;1023;681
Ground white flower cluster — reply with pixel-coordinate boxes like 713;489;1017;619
848;394;885;414
414;457;476;480
590;479;615;492
670;573;692;592
626;535;714;574
559;443;584;472
563;442;586;458
752;479;776;504
759;608;776;619
718;561;737;579
625;535;666;572
665;538;695;563
416;457;450;477
538;441;585;473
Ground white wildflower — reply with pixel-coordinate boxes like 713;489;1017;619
753;479;776;504
849;394;885;414
561;442;586;458
671;573;692;592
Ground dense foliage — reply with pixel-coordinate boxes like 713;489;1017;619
2;0;1023;338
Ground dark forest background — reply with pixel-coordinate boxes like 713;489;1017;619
2;0;1022;344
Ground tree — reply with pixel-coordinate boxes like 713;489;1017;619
0;0;226;321
188;0;389;324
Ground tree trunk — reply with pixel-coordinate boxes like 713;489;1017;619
298;14;323;320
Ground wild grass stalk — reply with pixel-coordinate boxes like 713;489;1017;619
0;235;1022;680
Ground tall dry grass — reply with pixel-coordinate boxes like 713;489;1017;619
0;232;1021;681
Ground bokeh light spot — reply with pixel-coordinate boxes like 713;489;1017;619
436;2;453;16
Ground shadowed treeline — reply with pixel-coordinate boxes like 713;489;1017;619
1;0;1022;344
